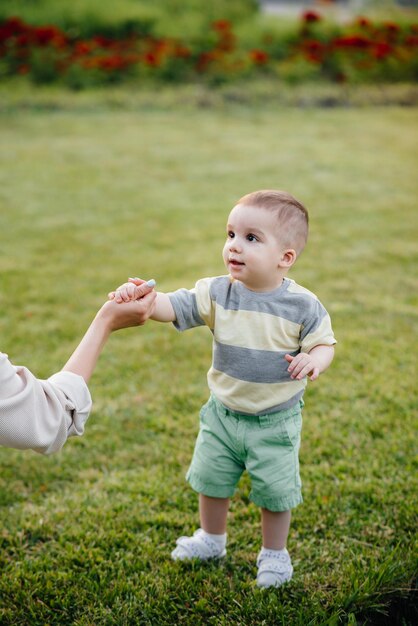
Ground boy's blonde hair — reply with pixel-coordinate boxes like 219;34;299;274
237;189;309;255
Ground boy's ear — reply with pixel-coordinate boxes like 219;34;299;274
279;248;297;268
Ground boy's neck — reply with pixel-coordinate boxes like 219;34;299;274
239;276;287;293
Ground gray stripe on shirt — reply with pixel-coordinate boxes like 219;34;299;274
210;276;327;333
213;340;298;384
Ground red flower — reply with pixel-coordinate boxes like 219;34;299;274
141;38;175;67
74;41;95;56
83;54;132;71
333;35;371;49
405;34;418;47
33;25;66;47
384;22;400;34
0;16;27;43
16;33;31;47
301;39;326;63
305;39;323;52
381;22;401;44
100;55;126;71
302;11;321;23
92;35;113;48
212;20;232;33
356;16;371;29
249;49;269;65
144;51;160;67
373;42;392;60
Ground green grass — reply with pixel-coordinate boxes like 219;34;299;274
1;78;418;111
0;86;417;625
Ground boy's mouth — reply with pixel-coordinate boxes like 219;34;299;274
229;258;245;266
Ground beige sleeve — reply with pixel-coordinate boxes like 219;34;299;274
0;353;92;455
194;277;216;330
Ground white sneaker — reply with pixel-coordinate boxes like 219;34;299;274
256;548;293;588
171;528;227;561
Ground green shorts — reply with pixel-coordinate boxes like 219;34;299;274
186;395;303;512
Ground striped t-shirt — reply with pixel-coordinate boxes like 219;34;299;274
168;275;336;416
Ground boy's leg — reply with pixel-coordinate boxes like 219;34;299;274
200;494;229;534
257;508;293;588
171;495;229;561
244;404;303;588
172;396;243;562
261;508;291;550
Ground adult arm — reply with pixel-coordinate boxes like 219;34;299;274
0;352;89;455
62;289;157;381
0;287;156;454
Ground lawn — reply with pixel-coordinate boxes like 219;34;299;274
0;88;417;625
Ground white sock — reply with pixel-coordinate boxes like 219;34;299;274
200;529;227;549
260;546;288;558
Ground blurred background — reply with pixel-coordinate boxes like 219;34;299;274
0;0;417;92
0;2;417;626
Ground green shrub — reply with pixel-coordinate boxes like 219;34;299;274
0;9;417;87
0;0;258;39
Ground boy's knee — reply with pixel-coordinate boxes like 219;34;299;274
186;469;236;499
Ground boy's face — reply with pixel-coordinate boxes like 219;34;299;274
222;204;294;292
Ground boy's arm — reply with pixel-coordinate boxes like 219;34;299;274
285;344;334;382
150;292;176;322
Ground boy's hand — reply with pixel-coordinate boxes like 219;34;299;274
285;353;320;381
285;345;334;382
108;278;156;304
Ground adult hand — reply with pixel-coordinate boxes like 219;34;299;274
98;288;157;331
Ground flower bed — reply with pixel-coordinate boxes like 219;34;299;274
0;11;417;87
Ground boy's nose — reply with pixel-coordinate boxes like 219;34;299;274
229;239;241;252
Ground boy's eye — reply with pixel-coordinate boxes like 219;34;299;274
228;231;235;239
247;233;258;242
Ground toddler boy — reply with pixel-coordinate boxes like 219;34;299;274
110;190;336;588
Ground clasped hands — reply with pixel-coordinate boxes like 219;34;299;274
108;277;152;304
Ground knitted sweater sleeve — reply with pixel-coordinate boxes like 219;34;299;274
0;352;92;455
